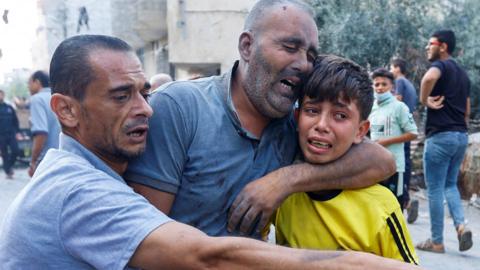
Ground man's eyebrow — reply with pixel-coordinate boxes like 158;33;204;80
280;37;318;55
108;84;133;94
108;82;151;93
280;37;303;45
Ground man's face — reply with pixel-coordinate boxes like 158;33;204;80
297;97;368;164
373;77;393;94
76;49;153;163
28;78;41;95
389;64;400;78
243;5;319;119
426;37;442;62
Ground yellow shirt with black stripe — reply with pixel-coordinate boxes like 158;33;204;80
275;184;418;264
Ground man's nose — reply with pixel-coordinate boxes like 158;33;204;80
292;50;312;74
134;92;153;118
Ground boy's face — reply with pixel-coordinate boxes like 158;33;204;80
373;76;393;94
297;97;370;164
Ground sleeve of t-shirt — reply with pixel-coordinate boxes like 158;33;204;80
124;83;195;194
395;79;406;97
30;96;48;135
60;174;172;270
397;103;418;135
378;209;419;264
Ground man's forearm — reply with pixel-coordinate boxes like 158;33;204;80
132;222;419;270
420;67;441;104
30;133;47;165
278;139;395;194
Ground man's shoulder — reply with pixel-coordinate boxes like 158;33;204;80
157;76;222;99
150;75;227;113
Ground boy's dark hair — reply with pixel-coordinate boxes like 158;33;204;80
371;68;395;83
391;58;407;75
432;29;456;54
31;70;50;88
300;54;374;120
50;34;133;101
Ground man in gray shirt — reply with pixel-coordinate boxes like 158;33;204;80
27;70;61;176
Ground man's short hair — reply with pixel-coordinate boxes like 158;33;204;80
391;58;407;75
300;55;374;121
50;35;133;101
371;68;395;84
244;0;314;32
31;70;50;88
432;29;456;54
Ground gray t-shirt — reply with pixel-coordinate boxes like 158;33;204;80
29;87;61;162
125;62;297;238
0;134;172;269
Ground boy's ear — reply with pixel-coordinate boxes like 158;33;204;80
238;31;254;62
353;120;370;144
50;93;80;128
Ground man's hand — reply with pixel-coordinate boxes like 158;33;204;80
228;172;288;236
426;95;444;110
28;163;37;177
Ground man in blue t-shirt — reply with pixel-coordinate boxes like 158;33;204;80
125;0;396;239
417;29;473;254
390;57;419;223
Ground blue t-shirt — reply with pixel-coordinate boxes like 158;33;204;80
394;77;417;113
29;87;61;161
426;59;470;137
125;62;297;238
0;133;172;269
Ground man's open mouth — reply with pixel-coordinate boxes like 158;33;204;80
280;79;297;89
127;127;148;137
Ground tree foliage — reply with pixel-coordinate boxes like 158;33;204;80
310;0;480;117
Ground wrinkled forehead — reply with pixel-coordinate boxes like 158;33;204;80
257;4;318;41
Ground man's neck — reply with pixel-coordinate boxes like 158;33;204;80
231;68;270;138
439;53;451;61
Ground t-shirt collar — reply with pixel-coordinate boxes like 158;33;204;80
59;133;124;182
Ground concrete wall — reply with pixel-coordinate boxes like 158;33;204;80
167;0;257;79
33;0;258;79
32;0;113;70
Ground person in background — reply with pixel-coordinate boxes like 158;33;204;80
369;68;418;209
416;29;472;253
27;70;61;177
390;57;419;224
0;89;20;179
149;73;173;91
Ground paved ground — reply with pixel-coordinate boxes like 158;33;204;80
1;166;479;269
